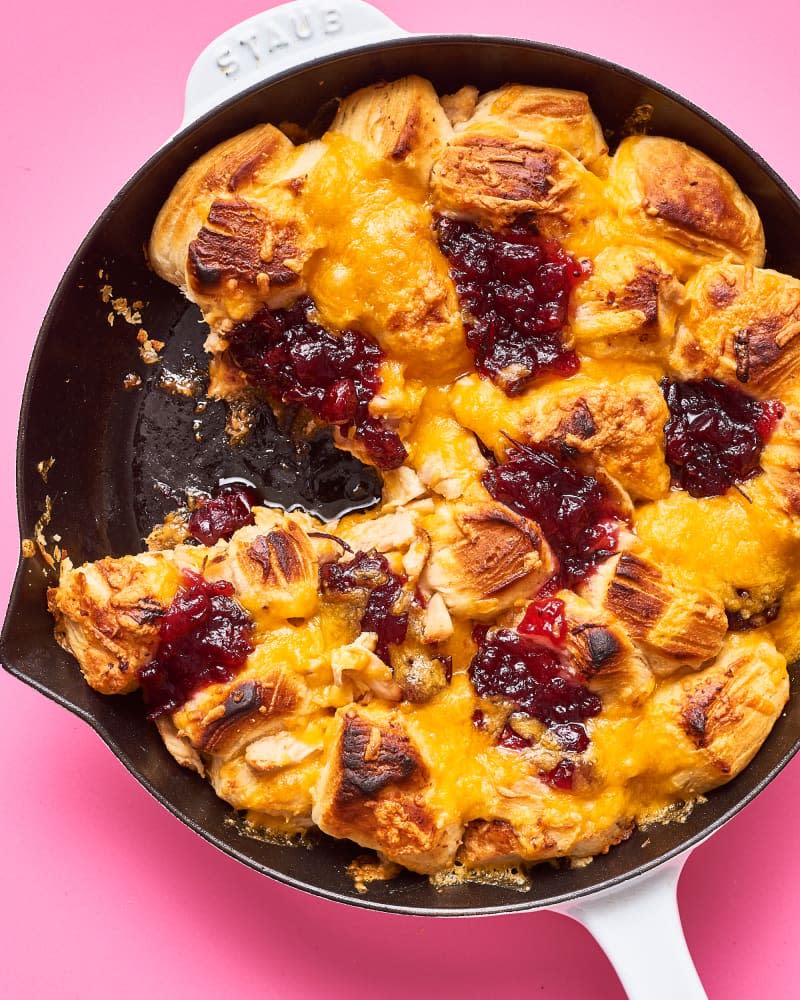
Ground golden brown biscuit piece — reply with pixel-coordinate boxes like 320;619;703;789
199;698;332;823
570;245;685;362
329;74;453;187
606;136;765;277
204;513;320;627
558;591;655;707
313;710;462;873
177;671;306;760
150;126;323;326
580;546;728;674
48;552;185;694
460;85;608;171
430;133;604;247
671;262;800;394
420;499;555;620
150;124;293;287
639;633;788;795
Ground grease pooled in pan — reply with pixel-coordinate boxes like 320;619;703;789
131;301;382;535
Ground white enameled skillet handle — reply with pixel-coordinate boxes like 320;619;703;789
182;0;408;127
559;853;707;1000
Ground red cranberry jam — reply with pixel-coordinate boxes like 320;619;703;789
469;625;600;745
482;443;623;588
497;724;533;751
518;596;569;648
227;297;407;469
662;378;784;498
138;571;254;718
188;484;257;545
320;550;409;663
435;216;585;395
541;759;576;790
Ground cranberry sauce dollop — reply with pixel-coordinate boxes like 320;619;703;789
320;550;409;663
188;484;257;545
662;378;784;498
482;442;623;588
518;596;569;647
541;759;577;790
227;296;407;470
138;571;254;719
469;599;601;788
470;628;599;730
435;216;585;395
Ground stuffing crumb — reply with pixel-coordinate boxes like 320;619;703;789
99;278;145;325
37;457;55;482
136;330;164;364
157;368;202;397
347;854;402;894
226;397;259;445
112;297;143;325
146;509;191;551
33;495;58;571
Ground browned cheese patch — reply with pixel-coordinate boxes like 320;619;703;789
197;676;300;756
188;199;300;292
680;676;735;753
335;714;426;809
247;531;306;586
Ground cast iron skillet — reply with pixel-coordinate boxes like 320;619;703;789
3;4;800;988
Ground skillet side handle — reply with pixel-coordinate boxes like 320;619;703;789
182;0;408;128
560;854;708;1000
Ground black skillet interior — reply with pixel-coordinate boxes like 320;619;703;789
4;37;800;915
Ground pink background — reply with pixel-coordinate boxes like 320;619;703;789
2;1;799;996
